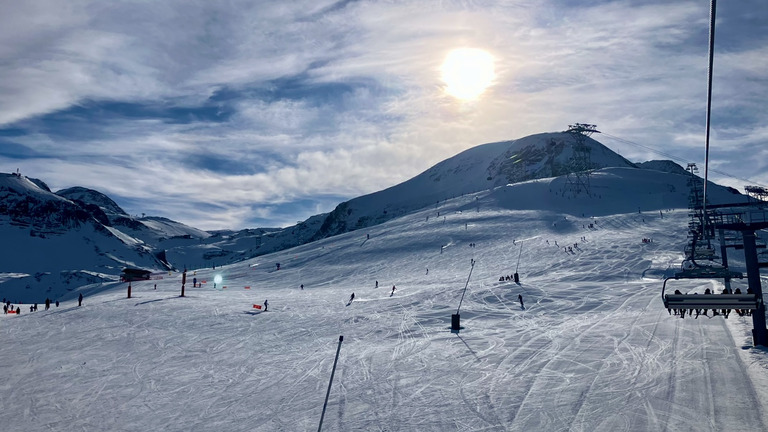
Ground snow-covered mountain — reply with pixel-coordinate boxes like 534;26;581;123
57;186;128;219
0;131;747;301
56;186;211;243
0;173;171;297
637;160;691;176
310;132;741;239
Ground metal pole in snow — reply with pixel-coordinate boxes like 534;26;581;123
180;269;186;297
515;242;524;273
317;335;344;432
456;260;475;316
702;0;716;244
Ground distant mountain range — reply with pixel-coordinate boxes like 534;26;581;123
0;131;744;300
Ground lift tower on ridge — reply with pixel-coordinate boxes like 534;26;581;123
563;123;600;197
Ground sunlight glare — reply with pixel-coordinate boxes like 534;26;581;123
441;48;495;101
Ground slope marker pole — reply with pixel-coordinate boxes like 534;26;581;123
180;269;186;297
318;335;344;432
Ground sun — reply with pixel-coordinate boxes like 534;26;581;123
440;48;495;101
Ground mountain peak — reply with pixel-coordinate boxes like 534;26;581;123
484;132;636;187
56;186;128;216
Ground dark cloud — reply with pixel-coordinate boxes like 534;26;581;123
0;140;51;159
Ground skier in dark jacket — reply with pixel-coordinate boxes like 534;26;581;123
264;299;268;311
721;288;731;318
78;293;83;306
518;294;524;308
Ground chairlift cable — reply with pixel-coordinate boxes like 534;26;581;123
599;132;766;188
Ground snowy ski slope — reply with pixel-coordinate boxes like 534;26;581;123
2;192;767;431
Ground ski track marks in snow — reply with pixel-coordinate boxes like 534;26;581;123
1;208;768;431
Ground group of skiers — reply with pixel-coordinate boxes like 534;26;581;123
341;283;399;305
3;297;62;315
3;293;82;315
3;300;20;315
670;287;754;319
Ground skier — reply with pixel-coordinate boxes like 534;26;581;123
734;288;744;316
78;293;83;307
673;289;687;318
518;294;524;309
264;299;268;312
721;288;731;318
701;288;712;317
300;284;304;290
348;293;355;304
391;286;396;296
375;280;378;288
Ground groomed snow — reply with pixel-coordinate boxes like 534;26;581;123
2;195;767;431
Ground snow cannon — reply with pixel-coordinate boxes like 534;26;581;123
451;314;460;332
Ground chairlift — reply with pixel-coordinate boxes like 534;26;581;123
661;270;760;312
723;241;766;250
660;0;768;345
758;249;768;268
663;292;759;311
683;244;716;259
674;265;737;279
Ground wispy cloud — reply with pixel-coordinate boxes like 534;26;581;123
1;0;766;229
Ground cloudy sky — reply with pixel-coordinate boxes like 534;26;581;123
1;0;766;230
